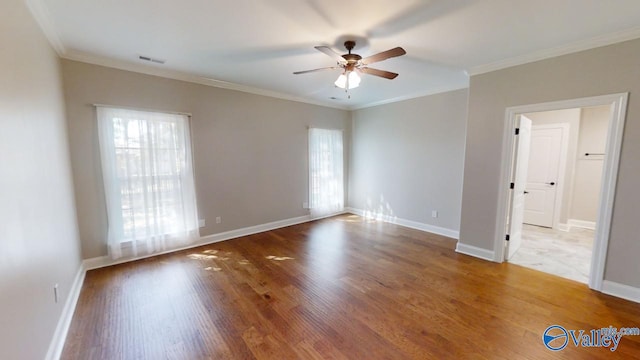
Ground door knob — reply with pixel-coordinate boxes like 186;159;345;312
524;191;529;194
546;182;556;186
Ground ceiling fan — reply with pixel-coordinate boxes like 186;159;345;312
294;40;406;91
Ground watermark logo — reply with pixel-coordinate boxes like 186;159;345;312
542;325;569;351
542;325;640;352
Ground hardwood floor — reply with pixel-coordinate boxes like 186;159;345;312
62;215;640;359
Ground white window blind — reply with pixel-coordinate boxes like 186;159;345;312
309;128;344;217
97;106;199;259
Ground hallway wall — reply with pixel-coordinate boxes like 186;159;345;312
571;105;610;223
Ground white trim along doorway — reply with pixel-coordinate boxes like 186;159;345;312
494;93;628;291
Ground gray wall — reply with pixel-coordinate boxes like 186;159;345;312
0;1;83;359
61;60;351;259
572;105;609;222
349;89;467;234
460;38;640;287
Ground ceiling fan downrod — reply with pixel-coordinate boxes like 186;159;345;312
344;40;355;54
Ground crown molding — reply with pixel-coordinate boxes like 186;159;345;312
467;26;640;76
25;0;66;55
63;51;350;110
65;49;471;112
23;0;347;110
63;50;469;112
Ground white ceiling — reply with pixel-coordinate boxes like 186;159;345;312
31;0;640;109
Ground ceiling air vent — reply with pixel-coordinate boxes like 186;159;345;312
138;55;165;64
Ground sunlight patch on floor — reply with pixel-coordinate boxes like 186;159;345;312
266;256;294;261
337;214;361;223
187;248;250;271
188;253;218;260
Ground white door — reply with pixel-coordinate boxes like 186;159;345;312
523;126;564;227
506;116;532;260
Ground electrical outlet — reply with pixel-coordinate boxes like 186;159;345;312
303;202;309;209
198;219;206;228
432;210;438;218
216;216;221;224
53;284;59;303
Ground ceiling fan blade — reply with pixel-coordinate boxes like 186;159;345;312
361;47;406;65
314;46;347;64
360;67;399;79
293;66;339;75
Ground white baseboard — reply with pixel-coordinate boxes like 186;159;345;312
455;243;496;262
199;214;312;244
345;207;459;239
558;220;596;232
82;255;112;271
347;207;399;224
45;264;86;360
309;210;348;221
602;280;640;304
83;214;322;271
396;217;459;239
345;207;365;216
568;219;597;230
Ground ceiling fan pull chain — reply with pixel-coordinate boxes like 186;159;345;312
344;74;350;99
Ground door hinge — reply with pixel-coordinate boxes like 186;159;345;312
505;234;510;241
515;128;520;135
510;182;515;189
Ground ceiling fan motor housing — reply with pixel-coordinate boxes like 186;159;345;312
342;41;362;70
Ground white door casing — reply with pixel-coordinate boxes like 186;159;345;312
506;115;532;260
523;125;567;228
495;93;628;292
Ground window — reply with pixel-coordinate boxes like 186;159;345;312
309;128;344;217
97;107;199;259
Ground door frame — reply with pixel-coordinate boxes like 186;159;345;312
505;115;532;260
494;93;628;291
526;123;570;230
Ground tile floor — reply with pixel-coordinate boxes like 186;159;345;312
509;224;594;283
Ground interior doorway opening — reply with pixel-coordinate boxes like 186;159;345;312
495;93;628;291
507;106;610;283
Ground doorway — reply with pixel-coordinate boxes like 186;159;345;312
494;93;628;291
508;107;610;284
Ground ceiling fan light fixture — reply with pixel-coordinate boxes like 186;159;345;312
348;71;361;88
334;71;360;89
334;73;347;88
